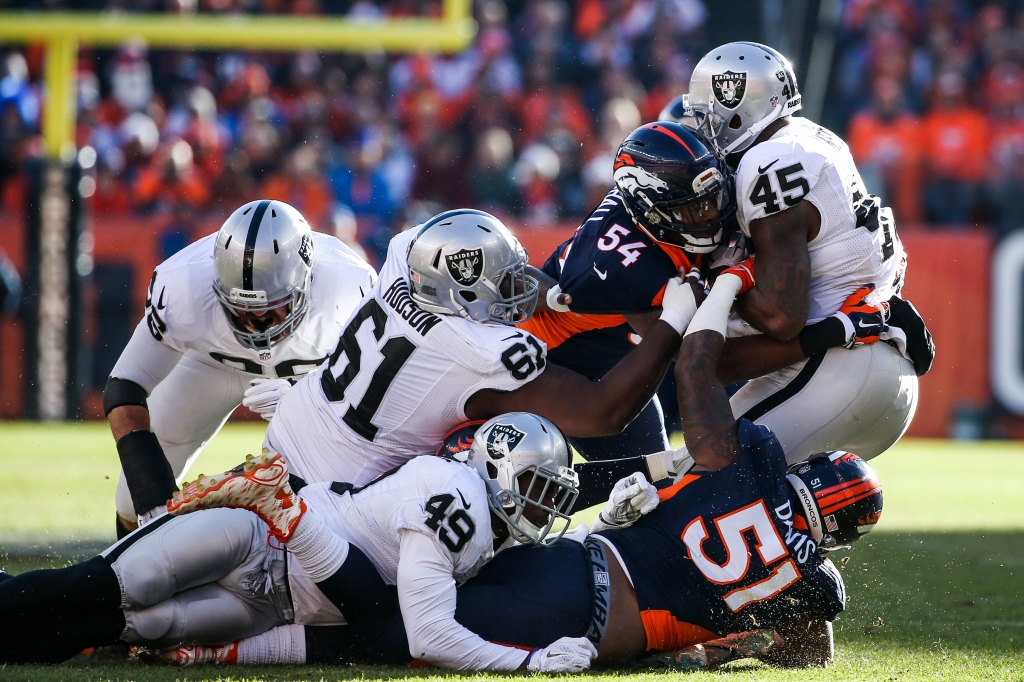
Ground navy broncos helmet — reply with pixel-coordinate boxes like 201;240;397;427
787;451;883;549
613;122;736;253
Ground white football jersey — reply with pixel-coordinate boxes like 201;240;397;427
297;456;493;586
734;116;906;323
267;227;548;486
115;231;376;383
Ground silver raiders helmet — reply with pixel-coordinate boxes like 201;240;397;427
453;412;579;546
406;209;539;326
686;42;802;155
212;199;314;350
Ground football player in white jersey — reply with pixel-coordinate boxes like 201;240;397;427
0;414;596;673
680;41;933;463
263;208;700;489
105;200;376;536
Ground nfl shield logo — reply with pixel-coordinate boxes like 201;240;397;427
445;248;483;286
712;71;747;110
298;233;313;267
486;423;526;459
259;351;271;361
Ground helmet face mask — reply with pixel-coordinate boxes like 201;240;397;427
213;200;314;350
443;413;579;546
613;122;737;253
491;461;578;545
786;451;883;550
407;209;539;326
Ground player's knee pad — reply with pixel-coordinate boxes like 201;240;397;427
122;597;181;644
115;551;176;609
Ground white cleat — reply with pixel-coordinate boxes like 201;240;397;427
167;451;305;542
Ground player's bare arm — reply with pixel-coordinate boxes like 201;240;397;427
734;199;819;340
677;331;740;470
465;318;682;437
717;335;805;384
107;404;151;442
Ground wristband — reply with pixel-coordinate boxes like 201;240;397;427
797;315;849;357
103;377;149;416
684;273;742;339
117;430;178;515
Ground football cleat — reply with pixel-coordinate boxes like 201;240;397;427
167;451;306;542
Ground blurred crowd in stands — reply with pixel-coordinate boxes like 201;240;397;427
0;0;710;264
834;0;1024;238
0;0;1022;268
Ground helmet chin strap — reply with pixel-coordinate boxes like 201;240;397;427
720;104;791;155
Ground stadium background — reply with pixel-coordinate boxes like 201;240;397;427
0;0;1020;442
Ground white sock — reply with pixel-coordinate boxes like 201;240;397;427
286;504;350;582
237;623;307;664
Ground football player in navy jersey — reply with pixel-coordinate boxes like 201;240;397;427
163;267;882;670
520;122;735;462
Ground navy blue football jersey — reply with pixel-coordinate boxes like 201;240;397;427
597;419;846;649
519;190;694;379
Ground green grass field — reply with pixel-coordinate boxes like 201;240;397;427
1;422;1022;681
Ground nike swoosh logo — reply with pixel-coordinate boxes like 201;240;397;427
593;264;608;280
857;319;877;329
758;160;779;174
156;287;167;310
456;489;471;509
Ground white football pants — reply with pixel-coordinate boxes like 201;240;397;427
730;342;918;464
101;508;291;648
115;353;251;522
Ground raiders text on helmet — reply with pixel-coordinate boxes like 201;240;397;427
613;121;736;253
786;451;883;549
686;42;802;155
442;413;578;545
213;200;314;350
406;209;539;325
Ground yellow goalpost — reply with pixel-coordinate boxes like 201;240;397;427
0;0;475;159
0;2;474;420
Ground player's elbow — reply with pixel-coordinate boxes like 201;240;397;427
407;633;458;670
761;314;804;341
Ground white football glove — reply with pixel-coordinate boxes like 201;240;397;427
659;269;701;335
644;447;695;482
526;637;598;673
595;472;659;530
243;378;293;421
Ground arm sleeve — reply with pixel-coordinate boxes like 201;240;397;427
397;529;530;671
108;320;184;394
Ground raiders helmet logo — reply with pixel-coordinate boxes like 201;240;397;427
712;71;747;110
445;248;483;286
486;424;526;459
298;233;313;267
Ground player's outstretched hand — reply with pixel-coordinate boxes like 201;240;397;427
243;378;293;421
597;472;659;529
836;284;888;347
526;637;598;673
